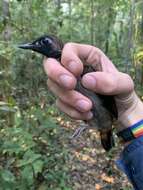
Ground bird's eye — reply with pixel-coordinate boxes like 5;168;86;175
44;38;52;45
36;41;40;46
42;39;48;44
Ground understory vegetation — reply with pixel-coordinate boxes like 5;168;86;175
0;0;143;189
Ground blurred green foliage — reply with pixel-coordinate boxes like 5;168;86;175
0;0;143;189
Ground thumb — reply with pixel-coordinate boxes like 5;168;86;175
81;72;134;96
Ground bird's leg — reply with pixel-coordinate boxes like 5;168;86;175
70;122;89;139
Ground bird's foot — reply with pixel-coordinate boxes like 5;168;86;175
70;123;89;139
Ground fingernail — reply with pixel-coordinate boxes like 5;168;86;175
76;100;91;112
82;75;96;89
68;61;78;73
86;112;93;119
59;74;73;88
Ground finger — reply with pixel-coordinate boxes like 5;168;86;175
47;79;92;112
43;58;76;90
61;43;118;74
99;55;118;73
82;72;134;95
56;99;93;120
61;43;84;76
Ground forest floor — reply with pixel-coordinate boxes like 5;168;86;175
58;117;133;190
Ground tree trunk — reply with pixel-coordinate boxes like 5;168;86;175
68;0;72;40
141;4;143;85
105;8;116;54
125;0;134;74
90;0;94;45
134;0;143;85
2;0;12;41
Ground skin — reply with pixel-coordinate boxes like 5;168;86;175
43;43;134;126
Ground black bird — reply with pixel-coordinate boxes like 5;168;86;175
19;35;118;151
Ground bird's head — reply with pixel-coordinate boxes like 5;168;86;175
18;35;63;59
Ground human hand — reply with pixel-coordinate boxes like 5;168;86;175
43;43;142;130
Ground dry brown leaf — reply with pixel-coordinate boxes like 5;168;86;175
95;184;102;190
101;173;114;183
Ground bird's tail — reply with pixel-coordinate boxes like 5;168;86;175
100;130;115;151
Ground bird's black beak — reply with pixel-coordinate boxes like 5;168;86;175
18;43;36;50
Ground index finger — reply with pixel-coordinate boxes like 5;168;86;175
61;43;94;76
61;42;118;75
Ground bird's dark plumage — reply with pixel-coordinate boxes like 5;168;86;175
19;35;63;59
19;35;118;151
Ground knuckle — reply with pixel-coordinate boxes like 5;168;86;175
69;110;76;118
62;91;75;104
103;77;117;94
124;73;134;90
56;99;81;120
86;46;103;66
69;110;80;119
92;46;103;55
63;42;75;49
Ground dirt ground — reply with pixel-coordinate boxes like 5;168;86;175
59;119;133;190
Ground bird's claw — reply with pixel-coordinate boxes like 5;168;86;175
70;126;88;139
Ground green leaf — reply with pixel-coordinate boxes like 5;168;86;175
17;150;41;167
33;160;44;175
21;165;34;185
1;170;15;183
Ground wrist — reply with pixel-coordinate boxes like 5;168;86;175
116;91;143;131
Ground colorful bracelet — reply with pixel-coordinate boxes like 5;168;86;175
117;119;143;142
